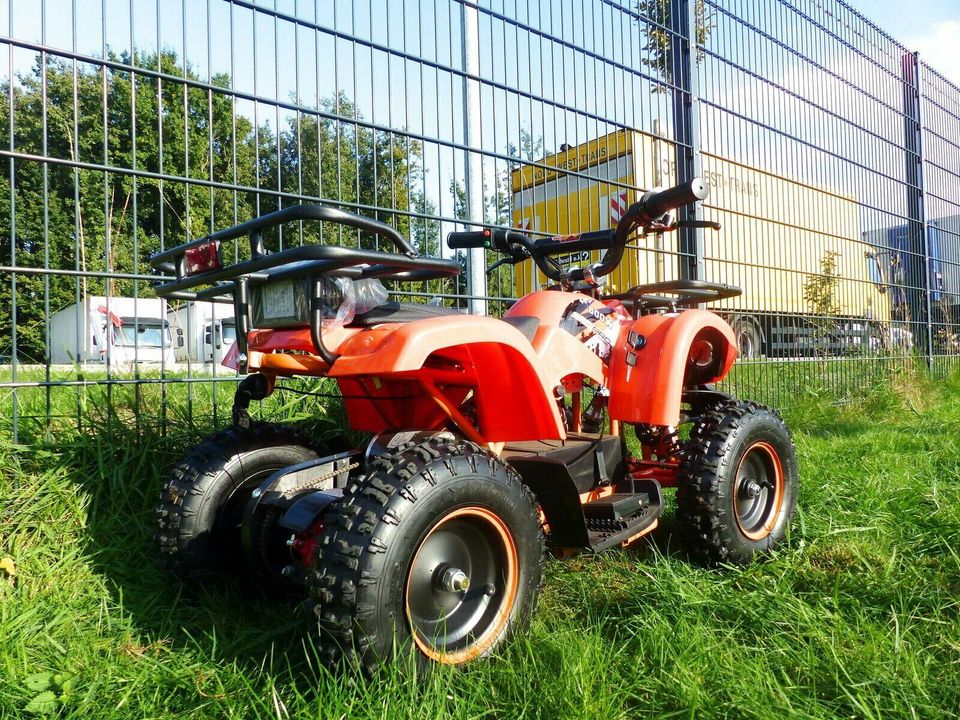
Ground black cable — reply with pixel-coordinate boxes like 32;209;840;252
275;383;418;401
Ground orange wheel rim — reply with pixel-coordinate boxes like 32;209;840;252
732;441;785;541
404;506;519;664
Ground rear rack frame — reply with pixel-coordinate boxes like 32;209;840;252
149;204;461;369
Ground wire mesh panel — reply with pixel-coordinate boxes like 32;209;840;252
0;0;958;441
919;62;960;377
695;0;936;404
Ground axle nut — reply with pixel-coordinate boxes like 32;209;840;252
440;567;470;593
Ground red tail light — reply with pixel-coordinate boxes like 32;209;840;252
184;240;221;275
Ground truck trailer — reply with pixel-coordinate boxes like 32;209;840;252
862;215;960;352
48;295;175;365
167;301;237;365
510;129;905;358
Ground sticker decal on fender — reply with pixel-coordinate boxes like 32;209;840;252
560;299;627;362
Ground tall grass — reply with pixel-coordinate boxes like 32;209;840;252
1;368;959;718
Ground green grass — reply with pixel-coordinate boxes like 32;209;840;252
2;369;960;718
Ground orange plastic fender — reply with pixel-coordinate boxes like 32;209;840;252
329;315;565;442
607;310;737;427
505;290;609;389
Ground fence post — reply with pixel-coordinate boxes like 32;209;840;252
461;3;488;316
901;51;933;369
670;0;703;282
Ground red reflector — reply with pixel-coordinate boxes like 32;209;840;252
184;240;221;275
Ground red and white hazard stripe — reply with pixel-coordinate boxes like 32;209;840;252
610;190;628;228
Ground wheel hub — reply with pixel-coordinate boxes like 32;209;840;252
733;442;785;541
438;566;471;593
405;506;519;664
741;479;762;498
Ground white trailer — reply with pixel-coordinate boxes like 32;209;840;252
48;295;175;365
167;301;236;364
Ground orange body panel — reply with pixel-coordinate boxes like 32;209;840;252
506;291;609;390
245;316;565;443
607;310;737;427
237;290;735;442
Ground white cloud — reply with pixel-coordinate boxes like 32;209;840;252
906;20;960;87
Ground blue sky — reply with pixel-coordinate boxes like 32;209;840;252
846;0;960;84
0;0;954;238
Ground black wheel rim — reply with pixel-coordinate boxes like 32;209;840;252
213;463;283;566
405;506;518;664
733;442;784;541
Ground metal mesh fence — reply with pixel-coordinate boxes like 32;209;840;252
1;0;958;440
919;62;960;377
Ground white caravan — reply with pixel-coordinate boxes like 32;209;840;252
167;301;237;364
48;295;175;365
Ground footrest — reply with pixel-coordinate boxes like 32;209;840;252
583;481;663;552
582;493;649;524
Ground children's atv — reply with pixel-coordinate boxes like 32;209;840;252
151;179;798;670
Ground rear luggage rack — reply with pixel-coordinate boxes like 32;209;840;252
149;204;461;368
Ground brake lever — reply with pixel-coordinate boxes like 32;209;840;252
674;219;722;231
641;218;721;235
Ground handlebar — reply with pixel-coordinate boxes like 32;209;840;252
444;178;712;283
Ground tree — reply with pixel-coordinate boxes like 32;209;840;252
636;0;715;91
0;51;263;360
0;53;438;360
802;251;842;354
275;93;449;299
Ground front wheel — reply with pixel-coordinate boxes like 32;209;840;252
309;437;544;672
676;401;798;565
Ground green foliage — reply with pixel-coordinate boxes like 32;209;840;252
2;369;960;718
0;54;438;361
803;250;842;317
21;671;76;715
802;250;843;353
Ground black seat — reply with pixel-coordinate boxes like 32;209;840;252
501;315;540;343
348;304;540;345
347;301;463;327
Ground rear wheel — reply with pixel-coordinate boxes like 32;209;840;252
156;422;319;584
676;401;798;565
309;437;544;671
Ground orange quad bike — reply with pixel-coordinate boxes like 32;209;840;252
151;178;798;671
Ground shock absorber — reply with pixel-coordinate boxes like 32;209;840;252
582;385;609;434
634;423;681;461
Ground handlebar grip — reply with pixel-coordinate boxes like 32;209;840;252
447;228;526;252
446;230;491;249
640;177;710;220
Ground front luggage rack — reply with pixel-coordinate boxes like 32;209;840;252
150;204;461;368
607;279;742;315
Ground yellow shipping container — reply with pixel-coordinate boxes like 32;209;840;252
511;130;895;355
